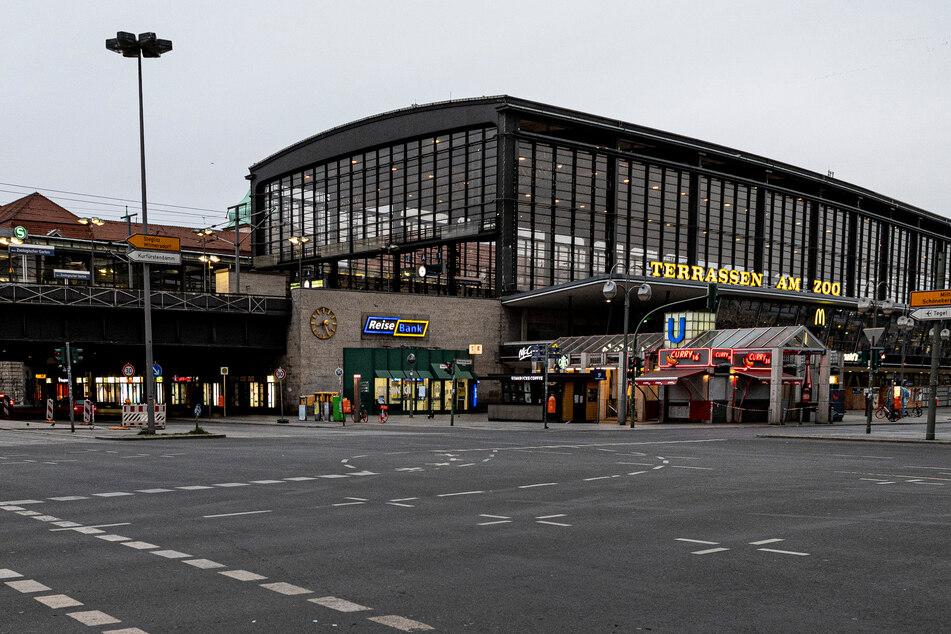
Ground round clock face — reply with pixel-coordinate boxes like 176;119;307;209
310;307;337;339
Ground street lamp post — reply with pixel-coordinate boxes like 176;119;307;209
193;228;215;292
106;31;172;434
602;263;652;427
857;283;895;434
288;236;310;287
896;314;915;399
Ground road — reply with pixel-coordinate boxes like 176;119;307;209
2;421;950;632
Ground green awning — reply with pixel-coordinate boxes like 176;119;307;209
389;370;408;379
430;363;452;379
455;368;476;380
411;369;434;380
374;370;392;379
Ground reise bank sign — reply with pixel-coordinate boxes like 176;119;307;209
363;315;429;338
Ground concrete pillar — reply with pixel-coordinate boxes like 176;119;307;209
769;347;783;424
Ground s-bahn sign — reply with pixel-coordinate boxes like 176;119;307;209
647;261;841;296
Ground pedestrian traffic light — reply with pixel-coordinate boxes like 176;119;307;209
71;348;83;364
870;348;886;371
53;347;65;364
628;355;641;376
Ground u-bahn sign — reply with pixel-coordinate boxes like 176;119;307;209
910;288;951;308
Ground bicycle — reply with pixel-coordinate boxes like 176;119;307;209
874;403;902;422
378;404;388;424
351;406;368;423
903;405;923;418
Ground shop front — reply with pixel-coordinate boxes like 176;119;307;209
634;326;827;424
344;347;477;416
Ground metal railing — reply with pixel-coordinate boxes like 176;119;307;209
0;283;291;315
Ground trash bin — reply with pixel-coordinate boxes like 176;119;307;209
829;389;845;422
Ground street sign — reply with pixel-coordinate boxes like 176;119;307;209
127;234;181;252
127;249;182;265
122;363;135;377
152;363;162;378
14;226;28;240
455;359;473;366
274;367;286;380
469;344;483;354
863;327;885;347
334;367;343;376
910;288;951;308
911;307;951;321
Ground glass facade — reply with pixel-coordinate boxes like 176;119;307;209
262;127;498;296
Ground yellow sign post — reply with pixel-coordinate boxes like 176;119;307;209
910;289;951;308
127;234;181;252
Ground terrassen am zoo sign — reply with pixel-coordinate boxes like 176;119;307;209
647;261;841;296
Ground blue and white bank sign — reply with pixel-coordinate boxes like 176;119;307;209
363;315;429;338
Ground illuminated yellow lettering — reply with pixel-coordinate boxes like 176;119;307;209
750;272;763;287
788;277;801;291
648;261;663;277
739;271;750;286
728;270;740;285
691;266;704;281
676;264;690;280
776;276;787;290
705;269;718;283
663;263;676;278
718;269;728;284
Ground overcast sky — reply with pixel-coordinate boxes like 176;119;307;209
2;1;949;228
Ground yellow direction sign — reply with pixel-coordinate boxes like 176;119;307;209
910;288;951;308
127;234;181;252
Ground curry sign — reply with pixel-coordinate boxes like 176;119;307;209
647;261;841;296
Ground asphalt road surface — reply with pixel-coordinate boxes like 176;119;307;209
2;422;950;632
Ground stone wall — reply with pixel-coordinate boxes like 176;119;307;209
282;288;519;403
0;361;27;404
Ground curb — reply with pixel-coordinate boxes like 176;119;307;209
758;434;951;445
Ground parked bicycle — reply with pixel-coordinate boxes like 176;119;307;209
874;402;902;422
903;404;923;418
351;405;368;423
378;403;389;423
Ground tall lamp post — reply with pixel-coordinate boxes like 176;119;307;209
857;283;894;434
895;314;915;397
106;31;172;434
602;263;652;427
288;236;310;287
193;228;214;292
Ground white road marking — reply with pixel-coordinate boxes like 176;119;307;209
67;610;121;626
177;485;213;490
583;476;614;481
536;514;566;519
318;474;349;479
387;502;415;507
260;581;311;595
390;498;418;502
617;462;654;466
48;496;88;501
480;514;510;519
32;515;60;522
184;559;226;569
397;467;425;472
437;490;484;497
519;483;558;489
308;596;372;612
0;499;43;505
88;523;132;529
333;502;365;507
478;520;512;525
35;594;83;608
457;463;476;467
17;511;41;516
71;527;105;535
249;480;284;484
6;579;52;593
103;628;149;634
671;465;713;470
151;550;191;559
692;548;731;555
344;464;357;469
0;569;23;579
676;538;720;545
97;535;131;542
213;482;250;487
203;510;272;519
52;521;82;527
368;615;434;631
136;488;174;494
93;492;133;497
284;476;317;481
219;570;267;581
758;548;810;556
750;538;784;546
536;520;571;527
627;471;648;476
121;541;158;550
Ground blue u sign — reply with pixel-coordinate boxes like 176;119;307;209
667;316;686;344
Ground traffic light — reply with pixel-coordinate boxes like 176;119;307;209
53;347;65;364
628;355;642;376
870;348;886;371
71;348;83;364
706;283;718;312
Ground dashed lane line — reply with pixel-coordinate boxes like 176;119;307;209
368;615;435;631
758;548;810;556
518;482;558;489
203;510;273;519
437;490;485;497
309;596;372;612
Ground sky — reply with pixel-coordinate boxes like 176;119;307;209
2;0;950;228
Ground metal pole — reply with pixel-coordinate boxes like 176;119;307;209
926;255;946;440
234;227;240;294
137;52;157;434
866;311;878;434
618;288;630;426
543;342;549;429
66;341;75;433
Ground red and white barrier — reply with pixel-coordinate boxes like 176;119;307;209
121;403;166;429
45;399;54;423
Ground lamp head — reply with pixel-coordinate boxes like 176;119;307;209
856;297;872;314
636;283;652;302
602;280;617;302
881;300;895;316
